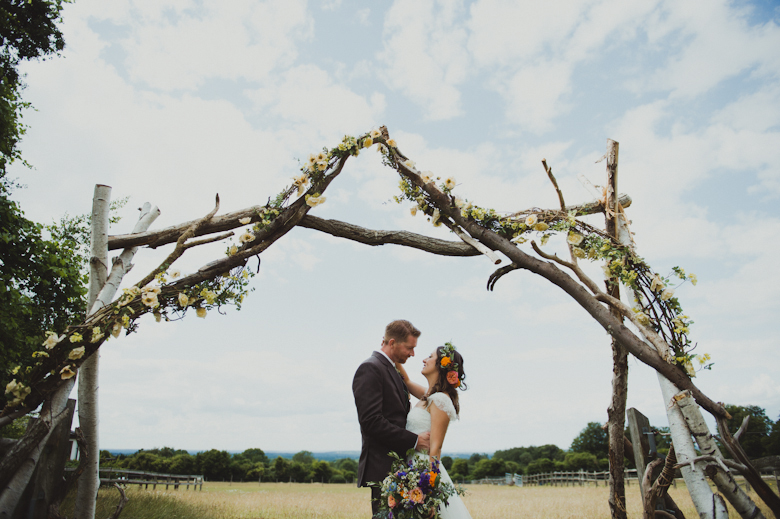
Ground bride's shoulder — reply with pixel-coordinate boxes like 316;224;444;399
427;392;459;421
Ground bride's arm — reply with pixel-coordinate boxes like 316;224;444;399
395;362;426;400
428;403;450;462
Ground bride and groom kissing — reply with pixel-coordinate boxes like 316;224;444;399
352;320;472;518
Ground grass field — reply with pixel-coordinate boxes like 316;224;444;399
72;480;776;519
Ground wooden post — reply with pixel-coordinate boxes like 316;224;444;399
74;184;110;519
604;139;628;519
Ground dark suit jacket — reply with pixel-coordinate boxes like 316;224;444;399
353;351;418;487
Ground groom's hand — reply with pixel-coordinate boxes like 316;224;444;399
417;431;431;452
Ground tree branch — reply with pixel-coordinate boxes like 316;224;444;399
298;215;482;257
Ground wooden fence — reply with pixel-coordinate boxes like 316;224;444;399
65;467;203;490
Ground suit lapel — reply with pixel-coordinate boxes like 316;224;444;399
373;352;409;410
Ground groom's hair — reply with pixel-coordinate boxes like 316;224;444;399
384;320;421;343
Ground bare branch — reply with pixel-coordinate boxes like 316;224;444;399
734;415;750;442
542;159;566;211
135;194;221;289
107;483;129;519
298;215;482;257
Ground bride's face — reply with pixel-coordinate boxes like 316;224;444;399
421;350;438;377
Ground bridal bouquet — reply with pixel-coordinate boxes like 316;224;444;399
372;450;461;519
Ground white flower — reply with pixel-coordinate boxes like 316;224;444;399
370;129;381;139
239;232;255;243
410;206;417;216
228;245;238;256
660;288;675;301
305;194;326;207
525;214;538;226
69;346;86;360
387;139;397;148
567;232;584;246
141;293;159;308
684;361;696;378
403;159;416;170
635;311;650;325
196;308;207;318
178;293;189;307
239;217;251;225
420;171;433;184
42;332;59;350
90;327;104;343
533;222;549;232
650;274;664;292
170;269;181;279
111;322;122;338
454;197;465;209
307;154;318;168
316;151;327;162
689;274;698;286
444;177;456;190
142;285;161;295
362;137;373;148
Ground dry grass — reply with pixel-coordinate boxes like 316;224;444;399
87;481;775;519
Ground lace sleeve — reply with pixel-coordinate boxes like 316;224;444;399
427;393;458;422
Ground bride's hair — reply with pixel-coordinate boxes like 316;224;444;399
425;345;467;414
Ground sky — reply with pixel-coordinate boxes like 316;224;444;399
9;0;780;454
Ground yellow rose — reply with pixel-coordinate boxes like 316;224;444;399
178;293;189;307
196;308;207;318
525;214;538;226
239;217;252;225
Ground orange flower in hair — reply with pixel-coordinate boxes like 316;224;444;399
446;370;459;386
440;356;451;367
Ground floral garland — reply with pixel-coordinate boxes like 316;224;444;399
384;137;710;379
3;129;377;414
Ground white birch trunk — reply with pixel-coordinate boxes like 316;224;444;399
0;379;76;518
74;194;159;519
657;374;728;518
74;185;111;519
676;391;765;519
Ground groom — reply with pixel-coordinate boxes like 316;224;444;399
353;319;430;516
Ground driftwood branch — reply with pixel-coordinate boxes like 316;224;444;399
107;483;129;519
487;263;519;291
734;415;750;442
542;159;566;211
298;215;482;257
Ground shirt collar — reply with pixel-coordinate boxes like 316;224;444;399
377;350;394;367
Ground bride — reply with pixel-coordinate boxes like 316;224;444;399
395;343;472;519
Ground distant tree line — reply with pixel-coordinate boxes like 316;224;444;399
84;404;779;483
98;448;358;483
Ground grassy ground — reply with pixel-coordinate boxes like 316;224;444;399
73;481;775;519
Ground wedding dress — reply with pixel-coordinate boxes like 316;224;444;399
406;393;472;519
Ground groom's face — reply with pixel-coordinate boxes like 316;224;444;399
388;335;418;364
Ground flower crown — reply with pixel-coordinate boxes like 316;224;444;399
438;342;462;388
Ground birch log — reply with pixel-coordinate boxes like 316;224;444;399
74;185;111;519
75;195;159;519
0;380;75;518
675;391;764;519
658;375;728;519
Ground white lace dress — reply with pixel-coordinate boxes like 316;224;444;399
405;393;472;519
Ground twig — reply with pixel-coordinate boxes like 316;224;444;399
107;483;129;519
135;194;221;289
542;159;566;211
182;231;234;249
734;415;750;442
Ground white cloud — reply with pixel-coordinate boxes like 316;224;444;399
644;0;780;97
119;0;313;91
378;0;469;120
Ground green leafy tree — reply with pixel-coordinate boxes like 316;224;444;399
440;455;453;471
449;458;470;480
239;448;269;465
526;457;555;475
0;0;68;177
764;414;780;455
196;449;231;481
292;450;315;465
563;452;600;471
273;456;291;481
570;422;608;458
169;453;196;475
471;458;506;479
310;460;333;482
